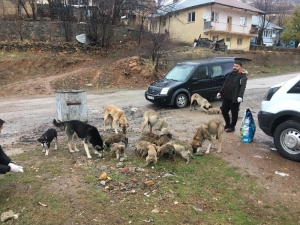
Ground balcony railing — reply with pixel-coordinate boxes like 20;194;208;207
204;21;257;35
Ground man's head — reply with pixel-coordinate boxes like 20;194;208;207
0;119;5;133
233;60;243;72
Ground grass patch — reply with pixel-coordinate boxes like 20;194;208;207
0;147;296;224
247;65;300;78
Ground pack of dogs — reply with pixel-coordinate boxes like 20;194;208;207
37;94;225;166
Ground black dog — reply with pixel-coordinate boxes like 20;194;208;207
53;119;104;158
37;128;58;156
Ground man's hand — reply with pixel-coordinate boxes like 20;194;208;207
8;163;24;173
237;97;243;103
217;93;221;99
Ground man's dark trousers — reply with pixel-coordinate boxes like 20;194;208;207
221;99;240;128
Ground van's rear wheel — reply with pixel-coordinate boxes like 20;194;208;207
175;93;188;108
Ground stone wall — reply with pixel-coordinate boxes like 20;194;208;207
0;20;139;43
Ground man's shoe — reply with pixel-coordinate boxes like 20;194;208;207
226;127;235;133
224;124;230;129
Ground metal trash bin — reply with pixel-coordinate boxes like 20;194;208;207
55;89;88;122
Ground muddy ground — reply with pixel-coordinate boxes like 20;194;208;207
1;84;300;217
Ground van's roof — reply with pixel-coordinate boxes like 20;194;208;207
177;57;252;65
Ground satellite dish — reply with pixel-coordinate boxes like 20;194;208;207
203;12;210;20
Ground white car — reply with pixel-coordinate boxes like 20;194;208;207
258;75;300;161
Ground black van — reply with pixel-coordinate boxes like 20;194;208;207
145;57;251;108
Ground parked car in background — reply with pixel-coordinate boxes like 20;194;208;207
258;76;300;162
145;57;251;108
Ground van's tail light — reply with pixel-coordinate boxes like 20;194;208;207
264;87;281;101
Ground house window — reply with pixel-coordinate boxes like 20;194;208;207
263;30;273;37
240;16;246;26
237;38;243;45
211;12;219;22
163;18;166;26
226;37;230;42
152;20;158;30
188;12;195;22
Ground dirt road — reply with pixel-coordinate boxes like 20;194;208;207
1;74;300;210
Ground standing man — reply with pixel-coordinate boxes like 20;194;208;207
217;61;247;133
0;119;24;174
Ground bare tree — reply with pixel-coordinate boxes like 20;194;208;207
140;30;178;72
251;0;275;45
273;0;293;28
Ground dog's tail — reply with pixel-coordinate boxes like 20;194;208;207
53;119;66;128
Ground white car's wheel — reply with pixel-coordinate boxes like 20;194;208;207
274;121;300;162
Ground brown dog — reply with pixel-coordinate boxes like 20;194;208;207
104;105;128;134
146;144;158;166
190;119;224;154
189;93;212;112
157;143;175;161
138;135;158;145
110;143;126;160
105;133;128;147
141;131;160;140
141;109;171;136
156;134;171;146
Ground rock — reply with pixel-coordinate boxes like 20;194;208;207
116;162;125;168
1;210;19;222
100;181;106;186
119;157;127;162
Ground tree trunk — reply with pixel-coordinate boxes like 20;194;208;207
257;29;264;46
138;17;144;45
19;0;30;18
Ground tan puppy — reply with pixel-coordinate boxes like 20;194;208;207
105;133;128;147
146;144;158;166
172;143;194;164
189;93;212;112
206;107;221;114
104;105;128;134
141;109;171;136
110;143;126;160
190;119;224;154
135;140;152;157
157;143;175;161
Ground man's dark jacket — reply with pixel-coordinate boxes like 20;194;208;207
219;70;248;103
0;145;11;174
